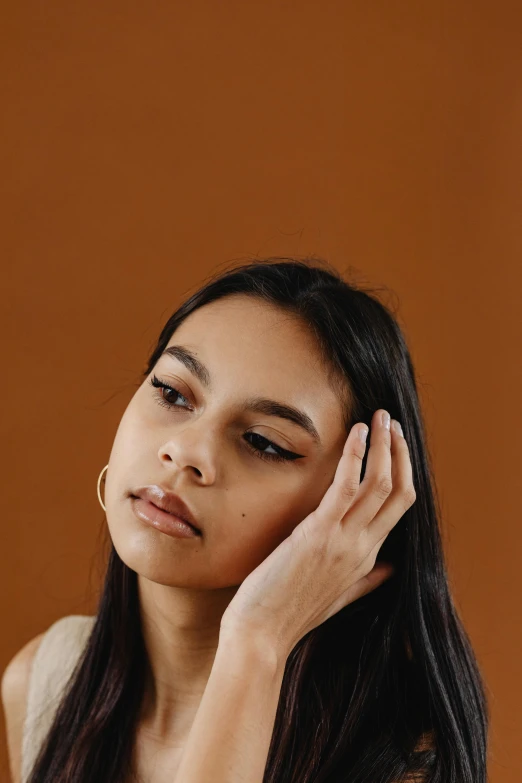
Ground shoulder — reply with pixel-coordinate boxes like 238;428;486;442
1;630;47;705
1;615;95;783
1;631;47;783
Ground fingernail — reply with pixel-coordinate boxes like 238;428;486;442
359;426;369;442
392;419;403;436
381;411;391;430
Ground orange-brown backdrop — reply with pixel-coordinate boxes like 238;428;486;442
1;2;521;781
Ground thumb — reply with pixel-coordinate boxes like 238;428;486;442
356;561;395;598
325;561;396;621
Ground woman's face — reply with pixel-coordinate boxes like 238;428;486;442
105;294;350;588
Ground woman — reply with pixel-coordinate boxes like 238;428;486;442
8;258;488;782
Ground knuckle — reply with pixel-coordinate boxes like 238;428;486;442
350;538;368;566
338;475;360;502
373;472;393;500
357;533;374;560
364;549;378;572
402;483;417;508
349;444;364;462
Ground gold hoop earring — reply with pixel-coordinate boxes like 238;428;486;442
97;464;108;512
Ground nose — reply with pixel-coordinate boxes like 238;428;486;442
157;421;218;483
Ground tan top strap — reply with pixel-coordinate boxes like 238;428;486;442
21;615;95;783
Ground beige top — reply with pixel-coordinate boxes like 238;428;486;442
21;614;96;783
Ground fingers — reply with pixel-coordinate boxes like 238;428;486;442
336;409;415;538
334;408;393;532
361;409;393;504
314;408;416;542
368;418;416;542
315;418;369;525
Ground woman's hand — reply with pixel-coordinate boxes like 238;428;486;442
220;409;416;660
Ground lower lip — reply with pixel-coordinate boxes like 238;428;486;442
130;496;201;539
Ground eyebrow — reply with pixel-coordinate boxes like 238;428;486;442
161;344;321;444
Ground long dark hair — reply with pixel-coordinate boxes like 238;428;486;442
27;258;489;782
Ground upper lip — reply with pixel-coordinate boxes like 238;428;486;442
131;486;202;533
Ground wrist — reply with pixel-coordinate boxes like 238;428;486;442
218;622;287;675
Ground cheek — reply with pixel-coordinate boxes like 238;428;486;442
111;414;146;461
206;493;305;585
219;466;337;583
106;414;152;495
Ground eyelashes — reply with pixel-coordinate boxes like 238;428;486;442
147;374;303;464
149;375;191;411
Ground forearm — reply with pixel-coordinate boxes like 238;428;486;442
174;629;286;783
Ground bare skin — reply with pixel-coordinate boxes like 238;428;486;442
104;294;355;776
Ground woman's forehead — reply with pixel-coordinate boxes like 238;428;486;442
168;302;329;388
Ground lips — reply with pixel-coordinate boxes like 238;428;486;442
130;486;202;534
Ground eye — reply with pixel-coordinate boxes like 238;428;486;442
148;374;304;465
148;374;192;410
243;432;303;463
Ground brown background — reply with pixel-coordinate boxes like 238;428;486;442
1;2;521;780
